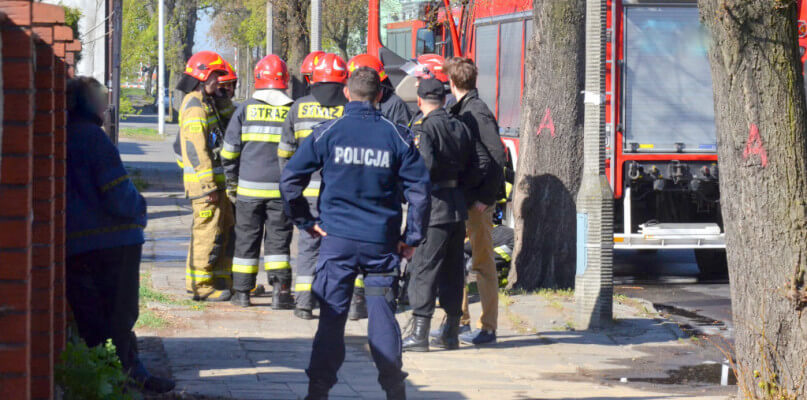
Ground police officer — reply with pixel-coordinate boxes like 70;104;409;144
222;55;295;308
345;54;412;321
280;67;430;400
279;53;349;320
401;79;482;352
348;54;411;126
176;51;235;301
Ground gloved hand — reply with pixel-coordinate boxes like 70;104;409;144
226;183;237;204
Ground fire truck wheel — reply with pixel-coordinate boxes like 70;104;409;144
694;249;728;278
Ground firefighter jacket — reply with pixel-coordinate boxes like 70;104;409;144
179;91;230;198
413;108;484;226
221;89;293;200
279;82;348;197
379;80;412;126
174;96;235;168
66;113;147;257
449;89;506;206
280;101;431;247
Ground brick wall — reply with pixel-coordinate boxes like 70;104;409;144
0;1;79;398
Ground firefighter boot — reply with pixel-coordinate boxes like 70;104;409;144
402;316;430;352
231;291;250;307
271;278;295;310
294;308;314;320
430;315;461;350
348;287;368;320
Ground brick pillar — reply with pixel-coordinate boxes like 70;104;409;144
29;33;55;400
52;47;66;365
0;2;34;399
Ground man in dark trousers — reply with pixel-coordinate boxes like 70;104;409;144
401;79;484;352
445;57;507;345
280;67;430;400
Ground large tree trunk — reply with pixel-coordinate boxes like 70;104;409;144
282;0;310;99
699;1;807;397
508;0;585;290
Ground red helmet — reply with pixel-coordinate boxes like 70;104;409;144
184;51;229;82
312;53;348;84
348;54;387;81
218;61;238;83
416;54;448;83
254;55;289;90
301;51;326;77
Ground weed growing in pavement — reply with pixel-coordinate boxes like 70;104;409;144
533;288;575;299
56;339;134;400
121;127;163;141
136;272;205;329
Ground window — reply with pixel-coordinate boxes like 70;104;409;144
497;21;523;133
381;0;431;60
475;24;498;112
623;6;716;152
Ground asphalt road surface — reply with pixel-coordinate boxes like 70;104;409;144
614;250;733;338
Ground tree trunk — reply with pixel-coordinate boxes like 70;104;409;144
508;0;585;290
283;0;310;99
699;1;807;397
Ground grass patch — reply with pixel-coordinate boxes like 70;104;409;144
120;126;163;141
136;271;205;329
129;168;150;191
534;288;574;300
548;300;565;311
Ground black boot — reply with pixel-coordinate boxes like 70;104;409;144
305;380;330;400
385;382;406;400
348;287;368;320
230;291;250;307
402;316;430;352
430;315;460;350
272;279;295;310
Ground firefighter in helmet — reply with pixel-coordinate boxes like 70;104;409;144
298;50;326;98
279;53;349;320
173;60;237;169
222;55;296;309
407;54;453;128
348;54;412;126
176;51;236;301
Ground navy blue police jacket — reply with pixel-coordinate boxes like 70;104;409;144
280;101;431;247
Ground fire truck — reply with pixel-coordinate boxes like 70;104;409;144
366;0;807;275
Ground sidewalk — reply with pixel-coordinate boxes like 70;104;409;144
122;134;732;400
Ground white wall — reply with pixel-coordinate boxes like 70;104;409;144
42;0;106;83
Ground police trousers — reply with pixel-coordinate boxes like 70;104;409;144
307;235;407;391
232;198;293;292
186;193;235;296
407;221;466;319
66;244;142;374
295;199;320;310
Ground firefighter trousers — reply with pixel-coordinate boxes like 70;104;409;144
232;198;293;292
407;221;466;318
186;193;235;296
307;235;407;392
294;198;320;310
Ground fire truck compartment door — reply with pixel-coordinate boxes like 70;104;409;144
623;5;716;153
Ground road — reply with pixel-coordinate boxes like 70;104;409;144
614;250;733;338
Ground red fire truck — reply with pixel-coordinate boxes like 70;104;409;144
366;0;807;275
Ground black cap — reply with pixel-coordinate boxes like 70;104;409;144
417;78;445;100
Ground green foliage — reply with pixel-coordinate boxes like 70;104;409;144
121;0;158;81
62;4;82;38
55;340;134;400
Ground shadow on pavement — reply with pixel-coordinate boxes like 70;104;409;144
120;141;148;155
144;336;467;399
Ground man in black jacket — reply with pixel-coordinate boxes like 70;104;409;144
445;57;506;345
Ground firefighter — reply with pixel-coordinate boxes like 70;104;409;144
279;53;349;320
174;60;237;169
348;54;412;125
298;50;326;98
222;55;296;309
402;78;485;352
407;54;452;128
176;51;236;301
279;66;430;400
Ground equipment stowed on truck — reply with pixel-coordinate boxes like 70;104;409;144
361;0;807;276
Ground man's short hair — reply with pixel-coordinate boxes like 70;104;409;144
347;66;381;102
445;57;477;91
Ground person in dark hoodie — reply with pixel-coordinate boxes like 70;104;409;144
279;53;349;320
66;76;175;393
348;53;412;126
